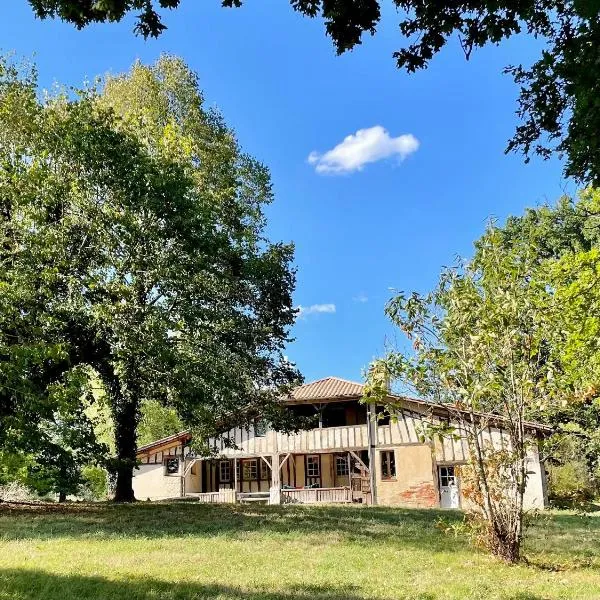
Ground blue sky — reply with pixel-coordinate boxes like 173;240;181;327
2;2;573;383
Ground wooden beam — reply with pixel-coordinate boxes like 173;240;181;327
259;455;272;470
184;457;200;476
347;452;352;489
349;450;369;473
366;405;377;505
279;453;291;469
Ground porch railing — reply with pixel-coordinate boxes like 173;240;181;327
194;490;237;504
281;486;352;504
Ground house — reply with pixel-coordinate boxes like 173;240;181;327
133;376;550;509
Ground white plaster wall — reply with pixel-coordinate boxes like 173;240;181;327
133;464;182;500
523;444;547;510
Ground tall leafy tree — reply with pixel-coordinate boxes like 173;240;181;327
492;191;600;494
366;227;559;562
0;55;300;502
27;1;600;182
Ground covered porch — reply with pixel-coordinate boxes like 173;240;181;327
183;451;371;505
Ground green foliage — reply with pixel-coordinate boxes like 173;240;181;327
366;224;561;561
0;452;31;487
80;465;108;501
137;400;184;447
550;462;594;504
28;0;181;37
0;54;300;501
491;189;600;495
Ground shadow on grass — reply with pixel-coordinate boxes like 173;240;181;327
0;569;554;600
0;569;394;600
0;502;466;553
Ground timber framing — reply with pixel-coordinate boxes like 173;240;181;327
133;376;551;510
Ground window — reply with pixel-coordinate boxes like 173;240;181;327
306;455;320;478
380;451;396;479
336;455;349;476
259;459;270;481
219;460;231;483
242;459;258;480
376;406;391;426
165;457;179;475
254;420;267;437
439;466;456;487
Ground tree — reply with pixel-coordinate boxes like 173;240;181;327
137;400;184;447
491;190;600;497
0;55;301;502
27;1;600;182
365;227;559;562
0;58;109;498
24;375;106;502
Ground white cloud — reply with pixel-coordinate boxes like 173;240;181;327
353;293;369;303
308;126;419;175
297;303;336;318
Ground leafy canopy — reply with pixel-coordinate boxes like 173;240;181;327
27;1;600;182
492;189;600;495
365;220;563;561
0;54;301;501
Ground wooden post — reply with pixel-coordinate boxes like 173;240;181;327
347;451;352;492
234;457;238;497
366;404;377;505
270;453;281;505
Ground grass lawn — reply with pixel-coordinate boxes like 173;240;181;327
0;502;599;600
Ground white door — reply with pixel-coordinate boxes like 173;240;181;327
439;466;460;509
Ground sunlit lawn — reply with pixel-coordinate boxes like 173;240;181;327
0;501;599;599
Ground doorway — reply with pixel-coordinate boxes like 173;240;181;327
439;465;460;509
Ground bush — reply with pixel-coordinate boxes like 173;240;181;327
549;461;595;505
0;481;38;502
81;466;108;501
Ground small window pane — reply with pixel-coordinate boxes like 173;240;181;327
381;451;396;479
254;420;267;437
440;466;456;487
336;455;349;476
260;459;270;480
243;459;258;480
165;457;179;475
307;455;320;477
219;461;231;483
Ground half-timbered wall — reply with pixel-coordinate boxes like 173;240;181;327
133;398;547;509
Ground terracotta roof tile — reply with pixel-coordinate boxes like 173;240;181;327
289;377;364;401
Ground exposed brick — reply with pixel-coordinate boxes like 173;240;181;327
398;482;438;508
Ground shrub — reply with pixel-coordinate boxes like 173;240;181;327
549;461;594;505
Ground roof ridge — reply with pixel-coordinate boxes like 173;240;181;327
327;376;364;386
302;375;364;387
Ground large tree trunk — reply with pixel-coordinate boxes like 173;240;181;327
113;394;139;503
58;491;67;503
98;360;141;503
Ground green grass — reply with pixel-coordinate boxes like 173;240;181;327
0;502;599;599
